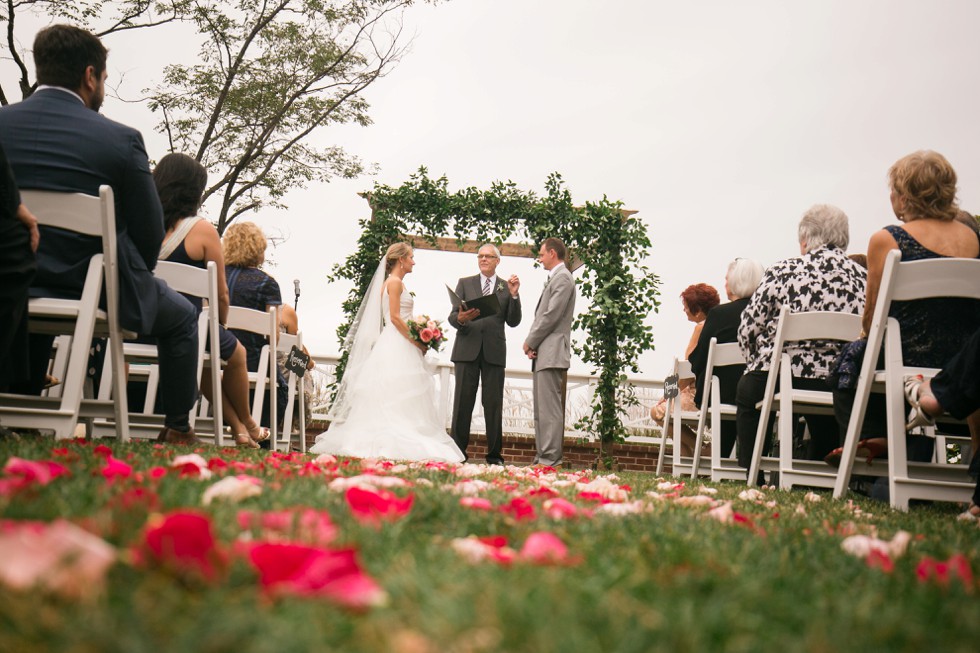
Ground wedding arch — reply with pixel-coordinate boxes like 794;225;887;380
329;167;661;467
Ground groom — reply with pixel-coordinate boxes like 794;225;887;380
448;244;522;464
523;238;576;468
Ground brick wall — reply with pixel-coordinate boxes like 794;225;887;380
305;426;673;474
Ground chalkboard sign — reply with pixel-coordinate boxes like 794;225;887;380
663;374;679;399
284;345;310;377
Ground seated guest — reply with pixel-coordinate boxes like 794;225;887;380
848;253;868;269
831;151;980;466
650;283;720;456
688;258;764;459
903;326;980;520
736;205;866;471
222;221;288;429
0;25;199;444
0;142;38;396
153;153;269;448
954;209;979;234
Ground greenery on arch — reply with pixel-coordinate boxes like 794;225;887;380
329;167;661;464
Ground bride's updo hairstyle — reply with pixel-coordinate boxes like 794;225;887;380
384;242;413;276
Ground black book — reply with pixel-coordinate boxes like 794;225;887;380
446;284;500;320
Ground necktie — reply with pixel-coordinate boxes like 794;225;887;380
483;277;492;296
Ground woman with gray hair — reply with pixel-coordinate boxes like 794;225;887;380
734;205;867;476
688;258;765;460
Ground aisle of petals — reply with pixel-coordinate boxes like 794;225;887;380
0;440;977;607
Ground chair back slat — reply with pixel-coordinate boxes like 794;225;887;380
20;189;104;236
710;341;745;368
779;310;862;343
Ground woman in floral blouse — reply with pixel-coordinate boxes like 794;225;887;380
734;205;867;472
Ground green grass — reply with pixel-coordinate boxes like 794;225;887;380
1;437;977;653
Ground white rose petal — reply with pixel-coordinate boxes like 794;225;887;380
737;488;765;501
202;475;263;505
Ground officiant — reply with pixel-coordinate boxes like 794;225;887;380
447;244;522;464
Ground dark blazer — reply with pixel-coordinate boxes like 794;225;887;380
0;88;165;333
688;297;750;408
448;274;521;366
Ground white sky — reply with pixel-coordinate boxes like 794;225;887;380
6;0;980;379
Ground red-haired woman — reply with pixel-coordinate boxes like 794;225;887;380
650;283;720;456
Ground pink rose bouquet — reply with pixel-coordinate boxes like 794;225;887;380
407;314;447;352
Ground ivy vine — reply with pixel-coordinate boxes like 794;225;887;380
328;167;661;467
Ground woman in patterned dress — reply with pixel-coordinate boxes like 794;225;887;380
735;205;867;471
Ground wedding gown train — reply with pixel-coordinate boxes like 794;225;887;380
311;286;464;463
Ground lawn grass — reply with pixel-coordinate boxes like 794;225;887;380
0;436;977;653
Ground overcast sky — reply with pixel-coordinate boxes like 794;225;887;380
8;0;980;380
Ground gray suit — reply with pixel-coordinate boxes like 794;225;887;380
448;274;521;462
525;264;576;466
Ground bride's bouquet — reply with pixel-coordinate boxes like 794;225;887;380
407;314;447;352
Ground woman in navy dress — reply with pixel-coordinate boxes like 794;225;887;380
153;153;269;448
831;150;980;467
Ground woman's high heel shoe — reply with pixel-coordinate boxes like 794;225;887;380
904;374;937;430
823;438;888;468
247;426;270;444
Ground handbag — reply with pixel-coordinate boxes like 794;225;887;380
828;338;867;390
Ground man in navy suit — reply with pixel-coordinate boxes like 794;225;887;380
0;24;199;444
448;244;522;464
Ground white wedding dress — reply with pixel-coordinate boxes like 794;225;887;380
311;285;464;462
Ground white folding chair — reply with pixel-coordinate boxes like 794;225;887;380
277;330;307;452
225;305;278;449
690;339;747;482
95;260;224;445
655;358;706;477
0;187;130;440
747;306;862;488
832;250;980;509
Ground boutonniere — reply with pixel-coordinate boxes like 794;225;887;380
496;280;505;292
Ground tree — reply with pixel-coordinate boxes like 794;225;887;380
2;0;423;232
147;0;416;233
1;1;190;105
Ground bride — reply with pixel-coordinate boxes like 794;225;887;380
311;243;465;462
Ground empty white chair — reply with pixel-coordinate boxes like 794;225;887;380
277;330;308;452
655;358;707;477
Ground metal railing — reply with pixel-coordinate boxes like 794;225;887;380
306;354;666;442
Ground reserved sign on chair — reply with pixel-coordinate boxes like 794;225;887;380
663;374;679;399
284;346;310;377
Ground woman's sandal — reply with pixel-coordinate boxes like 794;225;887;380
904;374;937;430
234;433;260;449
247;426;271;444
823;437;888;468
